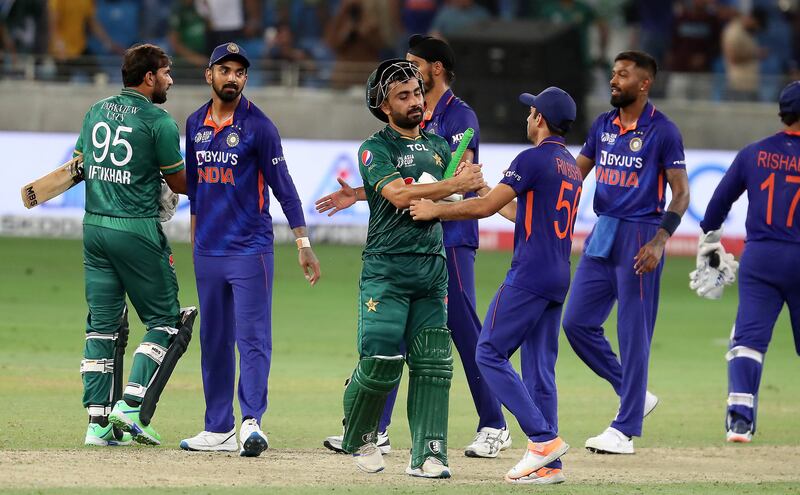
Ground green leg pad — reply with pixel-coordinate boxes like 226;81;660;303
407;327;453;469
82;334;115;408
341;356;404;453
125;327;174;403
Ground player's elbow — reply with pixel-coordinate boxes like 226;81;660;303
383;189;411;210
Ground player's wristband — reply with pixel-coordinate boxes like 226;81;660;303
659;211;681;236
295;236;311;250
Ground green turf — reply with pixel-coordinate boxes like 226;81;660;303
0;237;798;458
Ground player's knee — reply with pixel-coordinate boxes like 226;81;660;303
407;327;453;377
726;345;765;365
353;355;405;392
475;339;503;369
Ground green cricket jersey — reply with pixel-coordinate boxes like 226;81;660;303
74;88;184;220
358;125;451;256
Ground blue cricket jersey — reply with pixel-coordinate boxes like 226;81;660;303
499;136;583;302
701;131;800;243
421;89;480;248
186;96;305;256
581;102;686;224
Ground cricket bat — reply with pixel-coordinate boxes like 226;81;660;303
20;155;84;209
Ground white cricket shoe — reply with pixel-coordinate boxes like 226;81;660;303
585;427;634;454
505;437;569;481
464;426;512;458
405;456;451;479
505;466;566;485
644;390;659;418
180;428;238;452
239;418;269;457
353;442;385;473
324;430;391;454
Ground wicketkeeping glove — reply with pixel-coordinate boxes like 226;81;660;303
689;229;739;299
158;180;178;222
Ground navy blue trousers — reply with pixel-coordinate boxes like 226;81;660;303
563;220;663;437
195;253;274;433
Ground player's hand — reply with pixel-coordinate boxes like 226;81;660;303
409;198;438;221
298;247;321;285
452;163;485;194
315;178;357;216
634;238;665;275
454;159;476;176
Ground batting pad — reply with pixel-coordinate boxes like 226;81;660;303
407;327;453;469
341;355;404;453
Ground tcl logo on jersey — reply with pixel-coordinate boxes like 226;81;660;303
405;143;430;152
361;150;373;166
599;150;643;169
195;150;239;166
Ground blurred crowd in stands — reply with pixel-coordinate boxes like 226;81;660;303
1;0;798;102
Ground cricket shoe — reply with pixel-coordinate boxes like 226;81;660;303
405;456;451;479
353;442;384;473
505;437;569;481
643;391;659;418
180;428;238;452
108;400;161;446
324;430;391;454
84;423;132;446
239;418;269;457
464;426;512;458
726;417;753;443
585;427;634;454
505;466;566;485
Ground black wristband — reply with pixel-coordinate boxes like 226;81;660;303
659;211;681;236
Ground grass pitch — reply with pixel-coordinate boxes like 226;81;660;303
0;237;798;493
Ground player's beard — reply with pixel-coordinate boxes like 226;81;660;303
610;87;637;108
152;81;168;104
391;105;424;130
423;69;434;92
214;81;242;102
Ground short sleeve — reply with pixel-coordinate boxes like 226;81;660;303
579;115;602;161
445;106;480;154
659;121;686;170
153;115;185;174
359;143;399;194
499;150;538;195
73;111;89;158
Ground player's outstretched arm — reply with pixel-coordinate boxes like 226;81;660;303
293;226;321;285
381;163;486;209
314;178;366;216
634;168;690;275
410;184;516;222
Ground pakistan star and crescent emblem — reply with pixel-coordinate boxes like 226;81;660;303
433;154;443;167
365;297;379;312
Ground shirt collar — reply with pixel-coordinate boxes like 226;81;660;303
202;96;249;135
120;88;150;103
784;130;800;137
384;124;428;141
421;89;455;128
611;101;655;135
538;135;567;148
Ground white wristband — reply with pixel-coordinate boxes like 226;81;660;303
296;236;311;250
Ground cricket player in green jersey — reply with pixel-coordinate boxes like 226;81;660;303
74;44;196;447
341;59;485;478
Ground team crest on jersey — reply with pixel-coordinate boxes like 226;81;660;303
226;132;240;147
194;130;212;143
601;132;617;145
361;150;373;167
629;137;643;152
227;43;240;54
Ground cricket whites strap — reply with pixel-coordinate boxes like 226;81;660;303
296;237;311;250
